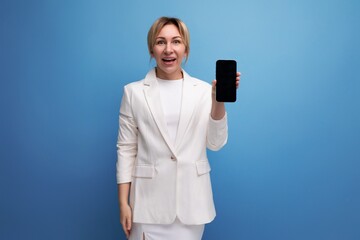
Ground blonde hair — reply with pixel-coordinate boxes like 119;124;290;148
147;17;190;62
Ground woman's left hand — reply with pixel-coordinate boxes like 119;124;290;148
236;71;241;88
211;72;241;100
210;72;241;120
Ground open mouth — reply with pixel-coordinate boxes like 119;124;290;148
162;57;176;64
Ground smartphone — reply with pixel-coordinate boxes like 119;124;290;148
216;60;237;102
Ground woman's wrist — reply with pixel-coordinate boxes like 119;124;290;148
211;101;225;120
118;183;131;208
120;200;130;207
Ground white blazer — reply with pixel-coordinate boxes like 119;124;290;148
116;68;228;225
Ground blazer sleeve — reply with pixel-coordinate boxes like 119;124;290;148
116;85;138;184
206;113;228;151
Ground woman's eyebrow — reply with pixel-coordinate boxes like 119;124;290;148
156;36;182;39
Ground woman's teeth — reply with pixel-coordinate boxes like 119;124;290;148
163;58;176;62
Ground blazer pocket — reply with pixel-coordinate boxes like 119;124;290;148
132;165;155;178
196;161;211;176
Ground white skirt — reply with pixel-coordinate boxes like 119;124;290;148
129;217;205;240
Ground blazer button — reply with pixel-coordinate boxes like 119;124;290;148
171;156;176;161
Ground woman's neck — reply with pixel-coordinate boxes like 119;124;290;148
155;67;183;80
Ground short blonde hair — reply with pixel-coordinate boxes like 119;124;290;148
147;17;190;61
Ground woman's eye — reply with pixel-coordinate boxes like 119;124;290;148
156;40;165;45
173;40;181;45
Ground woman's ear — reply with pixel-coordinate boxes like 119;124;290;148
184;52;188;61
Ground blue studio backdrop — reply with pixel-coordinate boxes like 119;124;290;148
1;0;359;239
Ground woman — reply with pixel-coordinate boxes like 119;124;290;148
116;17;240;240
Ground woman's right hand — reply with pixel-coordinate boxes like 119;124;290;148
120;203;132;238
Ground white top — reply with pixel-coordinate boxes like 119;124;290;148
129;78;204;240
157;78;183;145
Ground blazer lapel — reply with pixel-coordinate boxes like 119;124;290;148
143;69;177;156
174;70;198;149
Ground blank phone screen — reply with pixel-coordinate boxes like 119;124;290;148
216;60;237;102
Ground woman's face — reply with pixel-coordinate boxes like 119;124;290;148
152;24;187;80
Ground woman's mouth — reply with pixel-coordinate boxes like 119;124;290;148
162;57;176;64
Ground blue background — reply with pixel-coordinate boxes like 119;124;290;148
1;0;359;239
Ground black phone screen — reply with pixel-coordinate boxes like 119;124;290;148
216;60;237;102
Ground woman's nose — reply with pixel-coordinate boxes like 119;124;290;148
164;43;173;54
